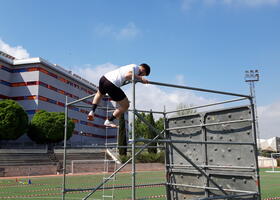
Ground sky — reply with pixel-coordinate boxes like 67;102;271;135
0;0;279;139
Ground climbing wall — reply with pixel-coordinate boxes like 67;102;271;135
165;106;260;200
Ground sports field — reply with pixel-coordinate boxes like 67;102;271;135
0;169;279;200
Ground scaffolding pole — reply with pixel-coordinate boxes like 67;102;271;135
62;96;68;200
131;67;136;200
147;81;250;98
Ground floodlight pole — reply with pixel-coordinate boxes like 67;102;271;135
245;70;260;140
131;67;136;200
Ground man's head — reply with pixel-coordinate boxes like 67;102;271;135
139;63;151;76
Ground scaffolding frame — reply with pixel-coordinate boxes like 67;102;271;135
61;70;261;200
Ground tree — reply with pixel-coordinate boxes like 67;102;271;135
27;110;74;144
146;110;157;154
155;117;164;132
134;112;148;139
0;99;28;140
174;103;197;117
118;113;127;156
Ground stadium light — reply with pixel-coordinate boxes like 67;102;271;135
245;69;259;82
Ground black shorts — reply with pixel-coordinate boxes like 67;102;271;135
99;76;127;101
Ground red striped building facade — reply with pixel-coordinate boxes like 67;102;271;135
0;51;117;146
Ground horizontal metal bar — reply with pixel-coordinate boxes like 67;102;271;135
129;108;165;114
167;164;256;170
67;94;95;106
205;119;252;127
71;104;92;108
54;144;165;149
74;104;116;110
147;81;251;98
166;183;257;194
65;182;165;192
62;145;165;149
166;97;248;114
167;124;202;130
73;105;165;114
197;193;258;200
136;139;255;145
167;119;252;131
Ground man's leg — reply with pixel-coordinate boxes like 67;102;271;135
92;90;104;105
88;90;104;120
113;97;130;119
104;97;129;127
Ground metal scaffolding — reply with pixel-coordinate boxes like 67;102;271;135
61;69;261;200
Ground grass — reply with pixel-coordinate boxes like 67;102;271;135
0;169;279;200
0;171;166;200
260;168;280;199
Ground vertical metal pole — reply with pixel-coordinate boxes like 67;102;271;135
131;67;136;200
271;154;275;172
249;97;261;200
202;113;209;198
62;96;68;200
163;106;170;200
249;82;260;141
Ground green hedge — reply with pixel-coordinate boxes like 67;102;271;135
119;151;165;164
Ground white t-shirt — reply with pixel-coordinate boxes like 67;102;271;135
104;64;140;88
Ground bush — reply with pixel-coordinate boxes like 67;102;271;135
136;152;164;163
119;154;131;163
28;110;75;144
259;149;276;158
119;151;165;164
0;99;28;140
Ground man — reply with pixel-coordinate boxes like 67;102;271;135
87;63;151;128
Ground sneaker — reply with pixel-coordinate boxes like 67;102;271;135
87;111;95;121
104;119;118;128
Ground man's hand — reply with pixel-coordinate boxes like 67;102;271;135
141;77;149;84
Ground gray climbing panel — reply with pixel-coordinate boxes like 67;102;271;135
165;106;260;200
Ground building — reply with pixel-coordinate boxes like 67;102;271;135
257;137;280;152
0;51;117;147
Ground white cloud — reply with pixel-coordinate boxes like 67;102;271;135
0;39;30;59
72;63;118;85
258;101;280;139
95;24;114;36
181;0;280;10
222;0;280;7
95;22;140;40
116;23;140;40
175;74;185;85
181;0;195;10
125;82;216;118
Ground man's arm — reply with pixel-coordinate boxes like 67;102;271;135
124;71;149;84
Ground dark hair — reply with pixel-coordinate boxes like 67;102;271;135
140;63;151;76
